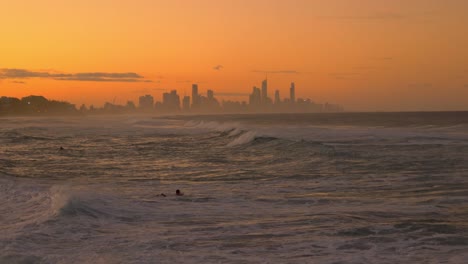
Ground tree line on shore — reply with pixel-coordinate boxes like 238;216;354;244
0;95;78;116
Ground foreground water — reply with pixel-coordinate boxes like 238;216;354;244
1;112;468;263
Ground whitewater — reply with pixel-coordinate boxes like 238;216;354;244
1;112;468;263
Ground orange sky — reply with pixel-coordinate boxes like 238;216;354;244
1;0;467;111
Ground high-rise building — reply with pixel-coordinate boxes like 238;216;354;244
200;89;220;111
162;92;170;105
274;90;280;105
290;82;296;103
207;89;214;100
249;86;261;109
139;94;154;109
170;90;180;111
191;84;199;108
162;90;180;112
182;96;190;112
261;79;268;103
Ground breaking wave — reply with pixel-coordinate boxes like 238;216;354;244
185;119;468;148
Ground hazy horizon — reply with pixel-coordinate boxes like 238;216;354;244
1;0;467;111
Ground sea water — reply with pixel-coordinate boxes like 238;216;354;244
1;112;468;263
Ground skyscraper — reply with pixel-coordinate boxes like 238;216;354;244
170;90;180;111
207;89;214;100
249;86;261;109
261;79;268;104
191;84;199;108
274;90;280;105
290;82;296;103
162;90;180;112
139;94;154;110
182;96;190;112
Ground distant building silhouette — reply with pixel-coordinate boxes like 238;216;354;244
202;89;220;112
161;90;180;112
249;86;261;110
182;96;190;112
290;82;296;104
274;90;280;105
139;95;154;110
191;84;200;109
207;89;214;100
261;79;268;104
126;101;136;111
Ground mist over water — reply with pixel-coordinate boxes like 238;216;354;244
1;113;468;263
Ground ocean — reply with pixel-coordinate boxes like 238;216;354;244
1;112;468;263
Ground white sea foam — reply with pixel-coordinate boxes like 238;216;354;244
186;120;242;132
186;119;468;146
227;131;259;146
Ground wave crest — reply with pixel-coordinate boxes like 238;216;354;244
49;186;109;219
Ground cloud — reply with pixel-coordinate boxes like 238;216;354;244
213;65;223;71
320;12;405;21
253;70;300;74
12;80;26;84
0;69;55;78
0;68;150;82
55;77;148;82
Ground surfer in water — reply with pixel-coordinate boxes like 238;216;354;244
158;190;183;197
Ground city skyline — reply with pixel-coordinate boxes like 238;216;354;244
140;79;342;113
0;79;344;115
0;79;343;115
1;1;468;111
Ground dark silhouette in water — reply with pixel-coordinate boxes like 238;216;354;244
59;147;64;151
160;193;166;197
176;189;184;196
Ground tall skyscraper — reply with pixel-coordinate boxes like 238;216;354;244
170;90;180;111
261;79;268;104
191;84;199;107
290;82;296;103
182;96;190;112
249;86;261;108
274;90;280;105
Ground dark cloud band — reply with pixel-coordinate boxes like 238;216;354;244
0;68;149;82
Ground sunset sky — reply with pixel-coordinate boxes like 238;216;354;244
1;0;467;111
